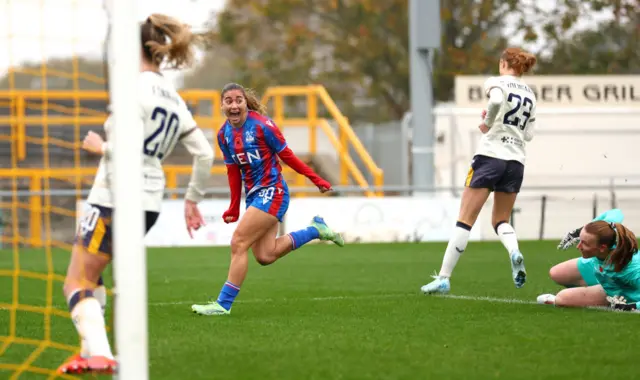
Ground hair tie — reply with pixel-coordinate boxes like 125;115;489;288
609;222;619;249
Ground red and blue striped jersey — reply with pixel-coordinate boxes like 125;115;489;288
217;111;288;195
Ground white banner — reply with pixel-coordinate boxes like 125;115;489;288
455;75;640;108
144;199;245;247
77;196;481;247
77;199;242;247
285;196;482;243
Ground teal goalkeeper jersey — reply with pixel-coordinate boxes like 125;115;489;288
590;209;640;302
592;208;624;224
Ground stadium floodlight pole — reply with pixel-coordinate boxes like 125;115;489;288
110;0;147;378
409;0;441;197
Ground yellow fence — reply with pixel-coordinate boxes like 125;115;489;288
0;85;383;192
0;85;384;246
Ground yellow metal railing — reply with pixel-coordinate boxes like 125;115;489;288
0;85;384;193
262;85;384;195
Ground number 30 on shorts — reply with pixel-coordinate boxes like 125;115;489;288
80;206;101;237
257;187;283;205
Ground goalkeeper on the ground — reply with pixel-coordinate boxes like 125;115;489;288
537;209;640;312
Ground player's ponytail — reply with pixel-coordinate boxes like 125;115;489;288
501;48;537;76
221;83;268;115
243;88;268;115
584;221;638;272
607;223;638;272
141;14;204;69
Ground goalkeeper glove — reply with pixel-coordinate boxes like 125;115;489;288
557;227;582;250
607;295;640;312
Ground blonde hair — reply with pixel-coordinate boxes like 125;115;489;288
221;83;268;115
141;14;204;69
501;47;537;76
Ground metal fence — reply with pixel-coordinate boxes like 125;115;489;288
3;185;640;249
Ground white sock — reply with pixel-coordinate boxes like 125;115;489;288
67;290;91;358
496;222;520;255
70;295;114;359
94;285;107;315
80;337;90;358
78;286;107;358
439;224;471;278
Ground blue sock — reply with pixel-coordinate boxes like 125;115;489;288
216;281;240;311
288;226;320;250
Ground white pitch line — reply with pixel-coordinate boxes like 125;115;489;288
438;294;538;305
440;294;621;313
148;293;407;306
149;293;532;307
0;293;629;313
147;293;630;313
149;294;632;312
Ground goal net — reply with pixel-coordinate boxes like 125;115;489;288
0;0;144;378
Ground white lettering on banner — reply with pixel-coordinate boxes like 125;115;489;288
76;199;243;247
75;198;640;246
455;75;640;108
285;197;483;243
148;200;247;247
76;197;481;247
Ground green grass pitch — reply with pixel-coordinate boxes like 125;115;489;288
1;241;640;379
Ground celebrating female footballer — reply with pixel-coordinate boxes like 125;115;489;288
538;209;640;312
58;14;214;375
191;83;344;316
421;48;538;295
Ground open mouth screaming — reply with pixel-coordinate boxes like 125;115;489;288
228;110;242;124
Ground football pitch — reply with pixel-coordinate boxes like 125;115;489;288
1;241;639;379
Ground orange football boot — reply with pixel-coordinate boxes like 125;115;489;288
57;353;88;374
86;355;117;375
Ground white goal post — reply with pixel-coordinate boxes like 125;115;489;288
109;0;147;379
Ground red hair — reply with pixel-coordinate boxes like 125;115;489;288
583;221;638;272
501;48;537;76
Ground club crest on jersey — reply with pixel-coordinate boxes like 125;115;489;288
245;131;254;143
